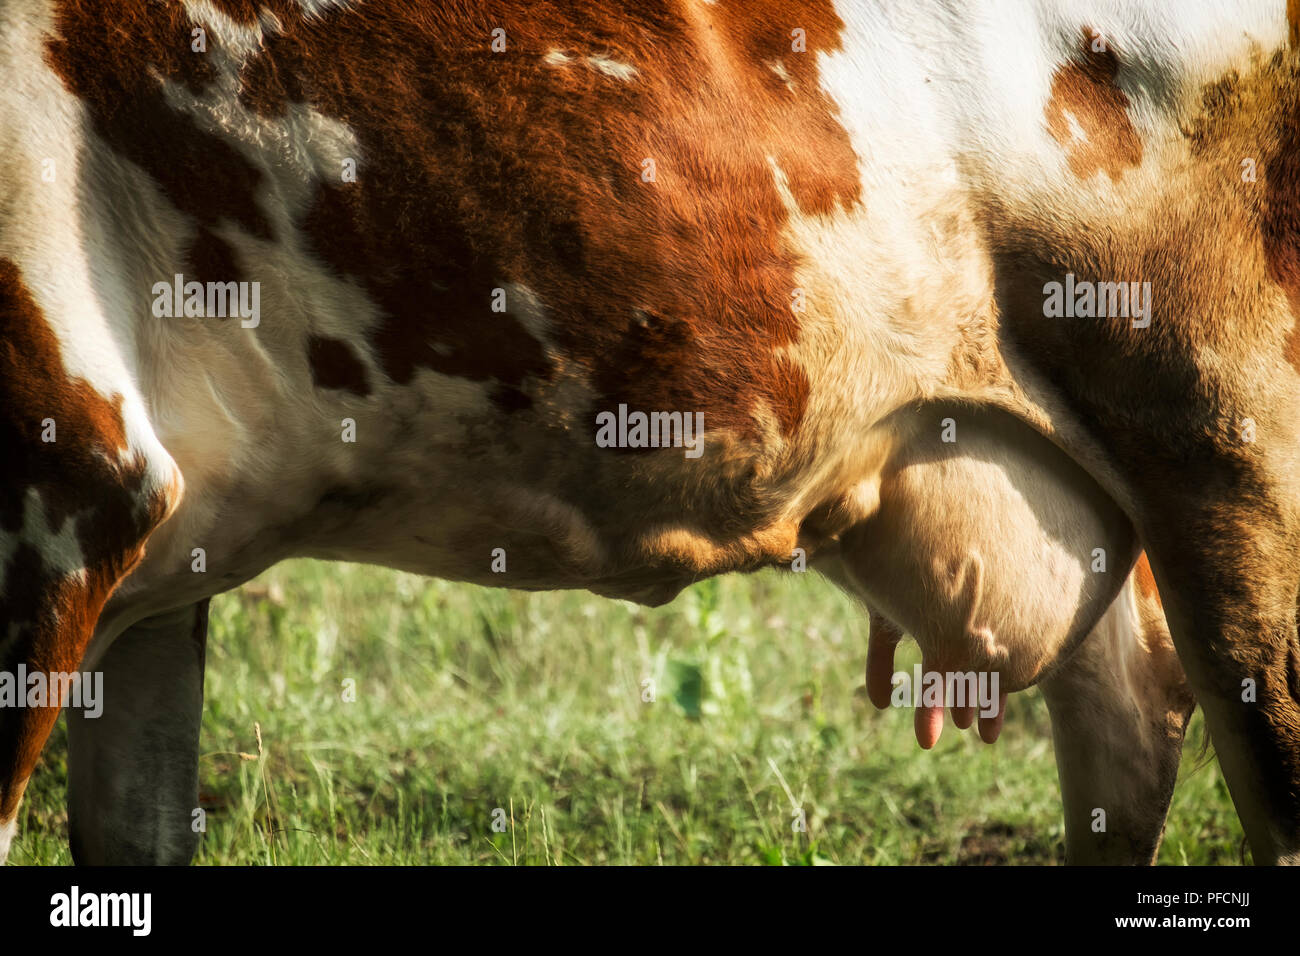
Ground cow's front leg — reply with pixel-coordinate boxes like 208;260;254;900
1039;558;1195;864
0;257;182;864
68;600;209;865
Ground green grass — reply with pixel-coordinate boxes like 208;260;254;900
14;561;1242;865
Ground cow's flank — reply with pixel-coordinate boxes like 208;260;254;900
45;0;861;434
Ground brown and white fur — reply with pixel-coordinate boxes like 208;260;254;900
3;0;1296;864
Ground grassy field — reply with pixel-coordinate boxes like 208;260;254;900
14;561;1243;865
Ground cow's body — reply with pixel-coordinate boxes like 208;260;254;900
1;0;1296;864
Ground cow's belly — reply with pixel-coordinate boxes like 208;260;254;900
94;371;901;651
98;384;1132;709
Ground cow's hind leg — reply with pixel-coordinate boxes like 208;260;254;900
1039;558;1195;864
1140;512;1300;865
68;600;209;865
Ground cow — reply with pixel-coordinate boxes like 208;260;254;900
0;0;1294;865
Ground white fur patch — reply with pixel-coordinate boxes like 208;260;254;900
0;817;16;865
585;55;639;81
1062;110;1089;145
499;282;551;342
768;59;796;92
543;50;639;81
297;0;356;18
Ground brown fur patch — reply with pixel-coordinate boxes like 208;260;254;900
1045;28;1143;181
197;0;854;434
1134;552;1162;608
1192;52;1300;374
208;0;263;23
184;227;242;289
44;2;272;244
307;334;371;396
1253;54;1300;371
